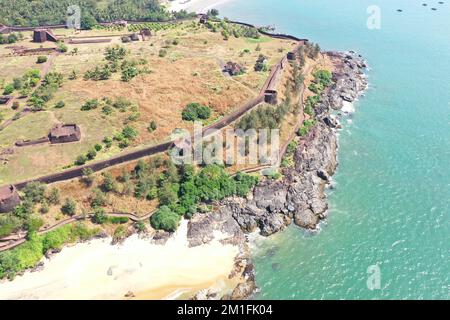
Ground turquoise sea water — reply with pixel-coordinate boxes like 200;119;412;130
216;0;450;299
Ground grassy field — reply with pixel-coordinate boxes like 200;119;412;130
0;20;295;184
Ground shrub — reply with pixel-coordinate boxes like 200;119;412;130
75;154;88;165
147;120;157;132
103;136;113;148
298;119;316;137
86;148;97;160
101;172;117;193
94;144;103;152
25;216;44;232
54;101;65;108
12;101;19;110
23;182;46;204
57;42;68;53
159;49;167;57
90;189;108;208
0;215;22;238
36;56;47;64
181;103;211;121
122;125;138;140
3;84;14;95
47;188;60;205
108;216;129;224
81;99;99;111
92;207;107;224
113;225;127;241
13;78;22;90
150;206;181;232
61;198;77;216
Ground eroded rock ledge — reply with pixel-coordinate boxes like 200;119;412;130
187;51;368;300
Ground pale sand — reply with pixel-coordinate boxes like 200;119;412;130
165;0;233;13
0;221;239;300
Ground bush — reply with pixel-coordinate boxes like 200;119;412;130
54;101;65;108
25;215;44;232
86;148;97;160
90;188;108;208
181;103;211;121
61;198;77;216
36;56;47;64
150;206;181;232
101;172;117;193
57;42;68;53
3;84;14;95
75;154;88;165
94;144;103;152
0;215;22;238
47;188;60;205
108;216;129;224
23;182;46;204
81;168;95;186
92;207;107;224
159;49;167;57
122;125;138;140
81;99;99;111
298;119;316;137
147;120;157;132
13;78;22;90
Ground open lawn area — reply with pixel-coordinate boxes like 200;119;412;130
0;19;296;184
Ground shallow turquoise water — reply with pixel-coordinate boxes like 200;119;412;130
217;0;450;299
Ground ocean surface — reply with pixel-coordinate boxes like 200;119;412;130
214;0;450;299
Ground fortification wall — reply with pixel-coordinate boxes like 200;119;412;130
2;18;307;191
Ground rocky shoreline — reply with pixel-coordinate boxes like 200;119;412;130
187;51;368;300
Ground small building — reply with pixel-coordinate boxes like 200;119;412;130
141;28;151;36
130;33;140;41
199;14;209;24
0;25;11;34
140;28;151;41
0;185;20;213
223;61;244;76
0;95;13;105
49;123;81;144
264;89;278;105
287;51;297;61
33;29;58;43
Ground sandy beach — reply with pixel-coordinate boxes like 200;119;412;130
0;221;239;300
164;0;232;13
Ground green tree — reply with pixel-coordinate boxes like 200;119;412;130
23;182;46;204
92;207;107;224
61;198;77;216
101;172;117;193
150;206;181;232
47;187;60;205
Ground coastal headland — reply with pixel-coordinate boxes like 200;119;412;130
0;11;367;299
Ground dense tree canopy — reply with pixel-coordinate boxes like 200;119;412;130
0;0;169;27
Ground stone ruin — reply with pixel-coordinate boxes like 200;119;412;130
0;185;20;213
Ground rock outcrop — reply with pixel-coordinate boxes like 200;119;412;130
187;51;367;300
